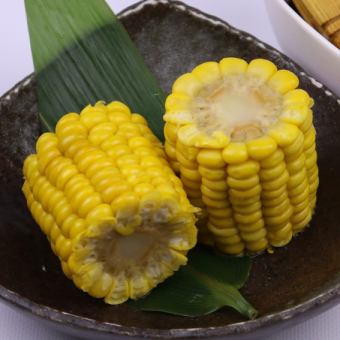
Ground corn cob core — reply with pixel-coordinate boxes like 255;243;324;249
164;58;319;255
22;101;197;304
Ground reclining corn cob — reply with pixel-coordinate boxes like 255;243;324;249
22;101;197;304
164;57;318;255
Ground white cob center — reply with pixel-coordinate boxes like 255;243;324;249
192;74;283;141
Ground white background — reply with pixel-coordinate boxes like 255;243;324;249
0;0;339;339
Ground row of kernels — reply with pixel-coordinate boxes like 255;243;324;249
227;160;267;252
178;140;202;203
175;141;207;237
164;123;180;173
23;180;74;261
303;126;319;198
282;125;313;232
197;149;243;253
259;148;293;245
197;149;227;210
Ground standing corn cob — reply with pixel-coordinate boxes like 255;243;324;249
164;57;318;255
22;101;197;304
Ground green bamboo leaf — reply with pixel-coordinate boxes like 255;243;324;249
25;0;166;140
130;247;257;319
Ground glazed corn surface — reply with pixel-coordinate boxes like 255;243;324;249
23;101;197;304
164;57;318;255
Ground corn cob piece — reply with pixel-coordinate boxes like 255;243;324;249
164;58;318;255
22;101;197;304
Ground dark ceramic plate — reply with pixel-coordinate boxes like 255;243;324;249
1;1;340;339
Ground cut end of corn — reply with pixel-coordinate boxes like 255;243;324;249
164;57;318;255
22;101;197;304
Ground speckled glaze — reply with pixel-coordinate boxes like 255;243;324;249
0;1;340;339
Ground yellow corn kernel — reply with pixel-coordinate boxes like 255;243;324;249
262;191;288;207
22;101;197;305
227;161;260;179
88;122;117;146
202;196;230;208
216;242;245;255
259;162;286;182
300;109;313;133
287;169;308;189
202;178;228;191
180;176;201;190
207;207;233;218
229;194;260;206
107;101;130;114
263;198;291;217
240;227;266;243
197;149;225;168
207;223;238;237
180;166;201;181
227;175;259;190
284;131;304;157
260;149;285;169
238;219;264;233
268;122;300;147
247;59;277;81
280;105;309;127
165;93;192;113
261;184;286;200
198;166;226;181
107;111;131;125
286;153;306;174
229;185;261;199
201;185;228;200
246;136;277;160
219;57;248;76
304;127;316;149
192;62;221;85
234;211;262;225
283;89;312;107
222;143;248;164
172;73;202;96
80;105;108;130
176;150;197;169
233;201;262;214
268;69;299;94
131;114;147;125
262;170;289;191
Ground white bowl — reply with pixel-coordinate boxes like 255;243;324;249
265;0;340;97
